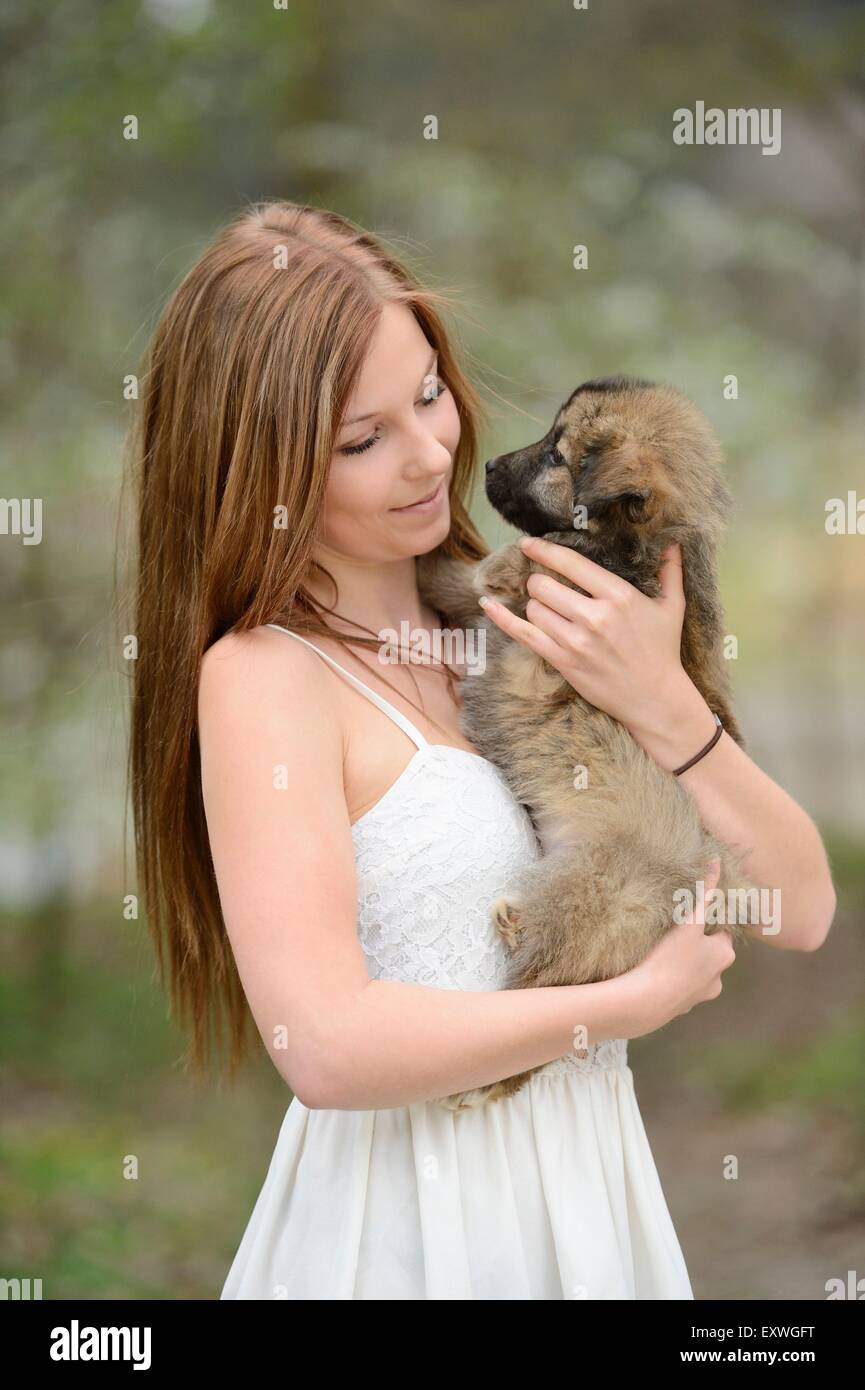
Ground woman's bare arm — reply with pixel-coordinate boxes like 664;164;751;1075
626;672;837;953
483;536;837;955
197;629;657;1111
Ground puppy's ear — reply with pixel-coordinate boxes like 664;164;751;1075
594;487;653;522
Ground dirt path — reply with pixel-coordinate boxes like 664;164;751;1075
632;901;865;1300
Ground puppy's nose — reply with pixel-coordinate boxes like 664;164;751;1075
485;456;499;475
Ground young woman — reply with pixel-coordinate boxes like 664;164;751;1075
128;200;836;1300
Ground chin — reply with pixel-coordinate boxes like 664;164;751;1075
425;502;452;540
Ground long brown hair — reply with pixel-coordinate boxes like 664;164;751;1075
122;200;493;1084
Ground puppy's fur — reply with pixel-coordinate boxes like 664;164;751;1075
417;377;757;1110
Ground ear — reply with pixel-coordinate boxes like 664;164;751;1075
594;487;653;521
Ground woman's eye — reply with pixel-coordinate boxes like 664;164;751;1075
420;377;448;406
337;380;448;455
339;433;379;456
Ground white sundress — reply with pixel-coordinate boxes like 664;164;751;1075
219;624;694;1301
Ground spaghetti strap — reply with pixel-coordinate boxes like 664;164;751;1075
264;623;429;751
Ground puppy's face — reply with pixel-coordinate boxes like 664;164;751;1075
485;377;729;567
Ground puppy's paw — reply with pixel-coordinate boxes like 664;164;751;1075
472;543;531;602
492;895;524;953
437;1085;495;1111
438;1069;534;1110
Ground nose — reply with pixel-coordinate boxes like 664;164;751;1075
485;456;499;476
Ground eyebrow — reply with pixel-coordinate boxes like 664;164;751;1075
339;348;438;429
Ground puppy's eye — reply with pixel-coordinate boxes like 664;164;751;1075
547;445;566;467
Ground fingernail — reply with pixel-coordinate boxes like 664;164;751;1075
478;595;491;608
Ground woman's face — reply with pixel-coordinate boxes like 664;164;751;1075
317;302;461;563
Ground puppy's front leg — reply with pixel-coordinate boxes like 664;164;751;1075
418;543;536;627
416;551;485;630
472;542;533;609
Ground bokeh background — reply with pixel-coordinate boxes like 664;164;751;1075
2;0;863;1299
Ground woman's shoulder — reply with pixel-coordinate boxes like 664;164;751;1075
196;625;348;830
198;624;343;738
201;622;329;675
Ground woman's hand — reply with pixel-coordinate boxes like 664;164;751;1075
623;860;737;1038
478;535;693;732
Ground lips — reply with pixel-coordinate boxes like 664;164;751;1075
392;479;443;510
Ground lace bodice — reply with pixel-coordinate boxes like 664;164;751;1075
265;625;628;1078
352;742;538;989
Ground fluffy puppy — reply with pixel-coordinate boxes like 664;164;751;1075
417;376;757;1110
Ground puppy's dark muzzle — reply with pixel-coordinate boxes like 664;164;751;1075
484;454;513;513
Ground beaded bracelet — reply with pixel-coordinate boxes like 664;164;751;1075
672;711;723;776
